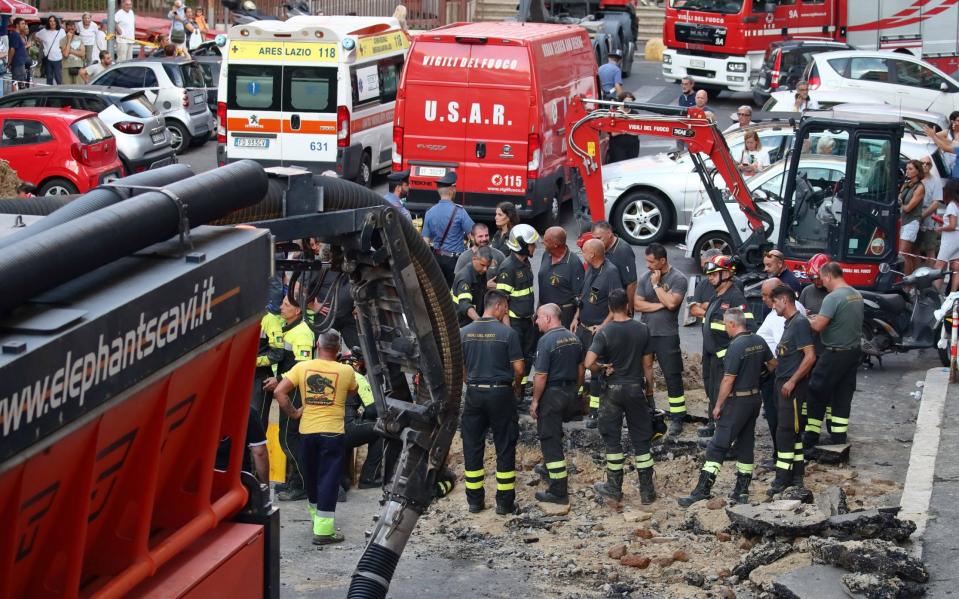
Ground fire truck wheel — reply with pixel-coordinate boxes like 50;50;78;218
612;190;670;245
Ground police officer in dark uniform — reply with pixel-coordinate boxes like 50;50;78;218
530;303;585;505
573;238;624;428
452;246;494;326
496;224;540;386
768;285;816;496
700;256;755;438
538;226;584;328
679;307;775;507
586;289;659;504
460;290;525;515
423;172;474;286
634;243;689;435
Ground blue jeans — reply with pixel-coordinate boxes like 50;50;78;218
44;59;61;85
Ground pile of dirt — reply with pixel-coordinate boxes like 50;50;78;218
0;160;21;197
653;351;704;392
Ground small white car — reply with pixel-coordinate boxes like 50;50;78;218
803;50;959;116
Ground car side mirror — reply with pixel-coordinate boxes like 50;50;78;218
879;262;891;274
941;81;949;92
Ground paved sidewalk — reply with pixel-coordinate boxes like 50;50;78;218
912;367;959;596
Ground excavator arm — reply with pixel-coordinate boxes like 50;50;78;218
565;96;775;269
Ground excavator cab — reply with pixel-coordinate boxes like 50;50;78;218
777;115;903;290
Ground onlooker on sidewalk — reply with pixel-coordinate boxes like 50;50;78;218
95;21;109;55
114;0;137;62
677;76;695;108
78;13;99;65
195;7;209;33
7;18;32;86
35;15;66;85
918;155;943;264
80;50;112;83
935;180;959;293
184;7;202;51
724;105;754;133
60;21;86;85
168;0;187;48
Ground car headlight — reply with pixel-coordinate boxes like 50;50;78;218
663;54;672;64
727;62;747;73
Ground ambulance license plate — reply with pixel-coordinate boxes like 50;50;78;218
417;166;446;177
690;59;705;68
235;138;269;148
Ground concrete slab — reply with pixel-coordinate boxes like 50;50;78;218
771;565;856;599
726;501;829;537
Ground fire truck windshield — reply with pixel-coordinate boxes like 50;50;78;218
669;0;743;15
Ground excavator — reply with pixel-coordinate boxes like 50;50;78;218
564;96;905;289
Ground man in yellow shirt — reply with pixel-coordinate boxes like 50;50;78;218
274;329;357;545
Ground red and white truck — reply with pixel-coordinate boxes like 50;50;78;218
662;0;959;94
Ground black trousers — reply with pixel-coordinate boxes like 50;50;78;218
760;373;776;456
704;394;761;475
279;390;305;490
537;384;580;491
461;386;519;506
334;315;361;353
576;326;602;409
649;335;685;418
706;353;725;422
806;348;860;441
598;383;655;473
702;352;713;412
511;316;536;377
775;377;809;472
435;253;458;287
344;419;383;483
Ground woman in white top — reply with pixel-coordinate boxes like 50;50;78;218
935;179;959;292
738;130;770;178
35;15;65;85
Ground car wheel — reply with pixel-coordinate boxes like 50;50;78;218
694;232;733;262
354;151;372;188
39;178;79;196
167;121;191;155
533;192;561;231
611;191;671;245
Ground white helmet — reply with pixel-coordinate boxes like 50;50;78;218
506;224;540;253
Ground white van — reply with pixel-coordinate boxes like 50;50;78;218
216;16;409;186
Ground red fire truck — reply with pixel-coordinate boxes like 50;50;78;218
662;0;959;94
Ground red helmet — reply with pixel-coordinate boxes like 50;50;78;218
703;255;735;275
807;253;830;279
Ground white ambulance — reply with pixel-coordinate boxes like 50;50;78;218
216;16;409;186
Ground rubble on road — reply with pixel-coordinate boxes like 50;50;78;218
771;564;854;599
824;509;916;542
808;538;929;583
815;486;849;517
726;501;830;537
807;444;851;464
732;541;794;577
841;571;928;599
0;160;22;197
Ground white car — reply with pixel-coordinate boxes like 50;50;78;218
803;50;959;116
684;134;946;261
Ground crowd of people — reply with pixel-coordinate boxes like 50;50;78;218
3;0;210;89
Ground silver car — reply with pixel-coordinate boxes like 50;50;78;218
0;86;176;173
91;57;212;154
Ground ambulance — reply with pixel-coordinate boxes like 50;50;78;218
216;16;409;185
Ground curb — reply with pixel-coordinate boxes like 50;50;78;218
899;367;950;557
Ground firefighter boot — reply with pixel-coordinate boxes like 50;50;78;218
802;431;820;455
697;423;715;438
677;470;716;507
593;469;624;502
728;473;752;505
667;416;684;437
638;468;657;505
535;477;569;505
586;407;599;429
766;468;792;497
792;461;805;489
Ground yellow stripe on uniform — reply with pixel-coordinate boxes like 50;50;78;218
715;348;727;358
589;395;600;409
668;395;687;414
496;470;516;491
736;462;754;474
805;417;822;433
511;287;533;297
703;461;722;475
496;283;515;293
710;322;726;330
635;453;654;469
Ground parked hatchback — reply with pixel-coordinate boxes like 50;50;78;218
0;107;123;195
753;39;853;106
0;86;175;175
91;57;212;154
804;50;959;116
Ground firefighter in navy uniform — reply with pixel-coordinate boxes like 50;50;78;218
538;226;585;328
263;295;316;501
460;290;525;515
530;303;585;505
586;289;659;504
496;224;540;388
452;246;494;326
679;307;776;507
700;256;755;438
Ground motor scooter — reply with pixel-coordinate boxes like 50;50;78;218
222;0;311;25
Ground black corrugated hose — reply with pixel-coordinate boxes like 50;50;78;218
0;161;267;314
0;165;195;251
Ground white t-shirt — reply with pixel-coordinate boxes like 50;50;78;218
95;29;108;52
35;28;65;62
84;62;107;80
114;9;136;43
757;301;808;354
921;175;943;230
938;202;959;262
740;147;770;170
78;21;99;46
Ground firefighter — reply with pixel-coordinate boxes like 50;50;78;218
263;295;315;501
538;226;585;329
699;256;754;439
452;246;494;326
496;224;540;387
798;253;831;425
530;303;585;505
460;290;525;515
805;262;863;448
679;308;775;507
572;238;624;428
768;285;817;495
252;277;286;432
342;360;384;496
591;221;637;310
634;242;688;435
585;289;658;504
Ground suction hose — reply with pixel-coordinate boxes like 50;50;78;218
0;161;267;314
291;176;462;599
0;164;195;251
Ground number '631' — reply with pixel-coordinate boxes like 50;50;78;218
310;141;328;151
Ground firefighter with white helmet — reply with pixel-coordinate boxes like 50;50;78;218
497;224;541;391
